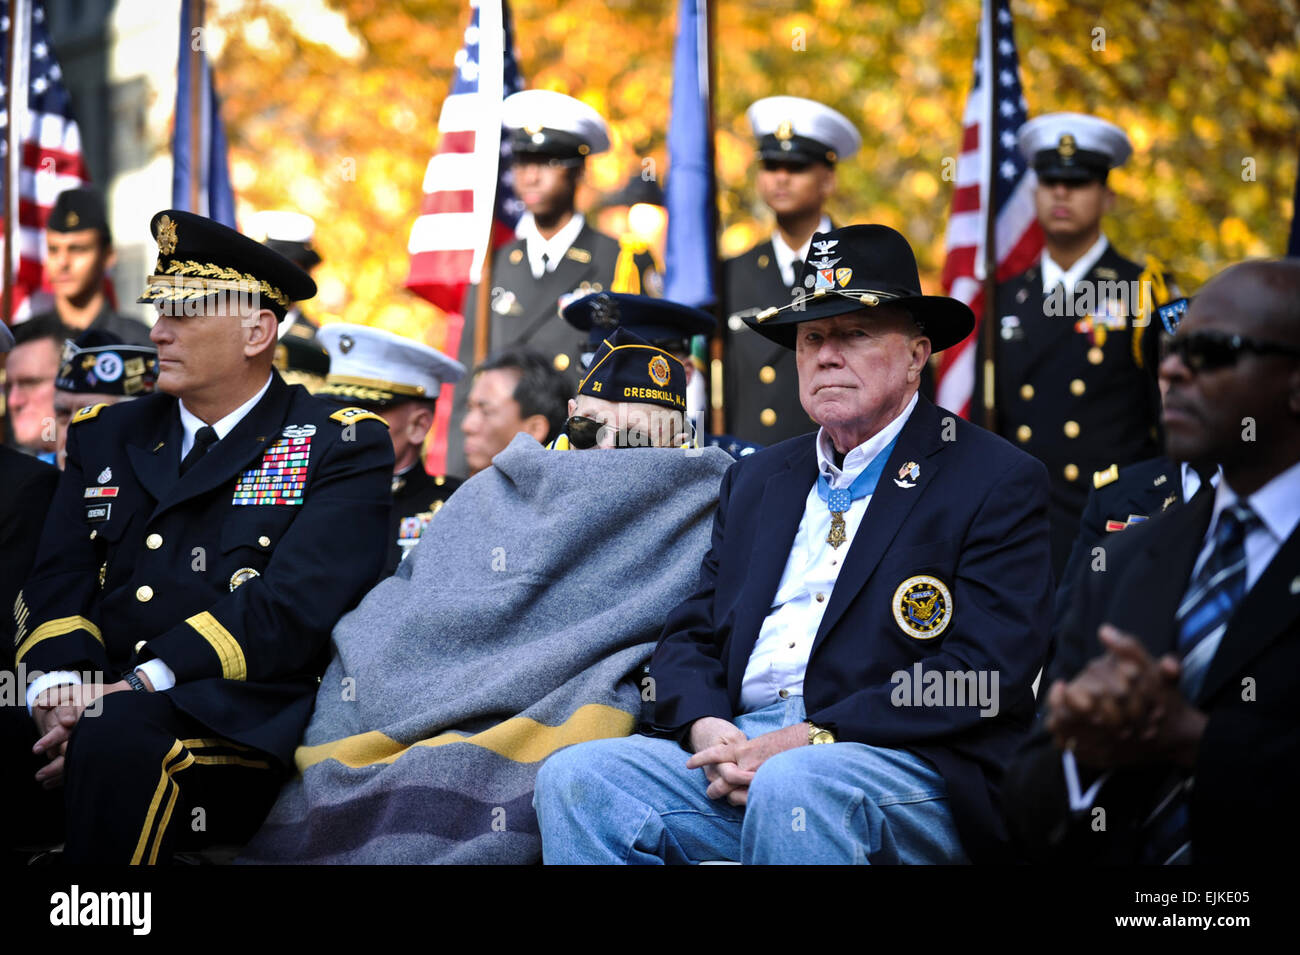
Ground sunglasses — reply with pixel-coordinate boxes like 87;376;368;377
1163;330;1300;372
563;415;650;450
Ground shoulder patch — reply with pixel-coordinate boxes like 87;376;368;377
329;407;388;428
71;403;109;425
1093;463;1120;489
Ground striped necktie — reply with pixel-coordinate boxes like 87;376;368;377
1141;502;1259;864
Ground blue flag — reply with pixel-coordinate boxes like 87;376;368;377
664;0;715;307
172;3;235;226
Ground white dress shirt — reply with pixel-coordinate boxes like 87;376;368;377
515;212;587;281
739;392;918;712
28;375;275;709
1040;233;1109;297
770;215;832;289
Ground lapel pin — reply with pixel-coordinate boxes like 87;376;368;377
894;461;920;489
96;467;112;484
1162;493;1178;510
152;441;165;453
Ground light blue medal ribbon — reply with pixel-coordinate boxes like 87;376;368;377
815;434;901;549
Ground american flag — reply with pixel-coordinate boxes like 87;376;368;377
935;0;1043;420
405;0;524;315
1;0;95;324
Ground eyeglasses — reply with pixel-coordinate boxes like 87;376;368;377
1163;330;1300;372
563;415;649;450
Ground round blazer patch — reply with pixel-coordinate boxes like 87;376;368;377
892;575;953;640
229;567;261;591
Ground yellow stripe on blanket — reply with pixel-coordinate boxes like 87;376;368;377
294;703;636;773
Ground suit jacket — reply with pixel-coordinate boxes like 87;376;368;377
13;373;394;764
447;222;657;478
0;447;59;661
721;241;814;445
978;246;1169;578
1003;490;1300;864
649;396;1055;861
1051;455;1184;675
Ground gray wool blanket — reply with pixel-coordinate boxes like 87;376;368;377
240;433;731;864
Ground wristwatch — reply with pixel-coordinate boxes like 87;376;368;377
122;669;149;693
807;722;835;745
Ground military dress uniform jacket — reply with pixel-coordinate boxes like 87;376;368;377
1003;492;1300;864
386;465;461;576
721;240;816;445
0;448;59;659
648;397;1055;862
12;373;394;765
979;245;1169;578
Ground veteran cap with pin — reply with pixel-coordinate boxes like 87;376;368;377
48;187;112;243
503;90;611;164
1018;112;1132;183
746;223;974;352
137;209;317;319
561;292;714;360
577;327;688;412
316;323;465;408
56;328;158;397
747;96;861;167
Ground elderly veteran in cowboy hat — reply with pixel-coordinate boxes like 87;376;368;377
5;210;393;864
534;223;1055;864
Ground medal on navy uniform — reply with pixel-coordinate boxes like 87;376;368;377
826;486;850;549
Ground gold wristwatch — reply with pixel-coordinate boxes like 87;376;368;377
807;722;835;745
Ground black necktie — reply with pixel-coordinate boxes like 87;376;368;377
180;425;218;476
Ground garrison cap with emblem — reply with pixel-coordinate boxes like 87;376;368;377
249;209;322;271
747;223;974;352
56;328;158;396
48;186;112;243
503;89;610;164
747;96;861;166
137;209;317;320
1018;112;1132;183
316;323;465;408
577;327;687;411
561;292;713;357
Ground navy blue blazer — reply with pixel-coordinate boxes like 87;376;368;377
649;395;1054;861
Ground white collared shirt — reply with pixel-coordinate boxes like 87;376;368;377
771;214;832;288
1040;233;1109;297
179;374;274;459
28;374;276;708
516;212;587;281
1180;461;1220;502
739;392;919;712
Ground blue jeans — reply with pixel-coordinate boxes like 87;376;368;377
533;698;968;864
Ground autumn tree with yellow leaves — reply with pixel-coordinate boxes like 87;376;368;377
212;0;1299;351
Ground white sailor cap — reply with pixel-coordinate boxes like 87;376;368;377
503;89;611;161
1018;112;1132;182
248;210;321;270
316;323;465;408
747;96;861;165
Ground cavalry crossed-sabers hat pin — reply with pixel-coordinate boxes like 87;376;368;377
894;461;920;488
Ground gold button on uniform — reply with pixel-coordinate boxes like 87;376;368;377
146;533;163;550
760;408;777;427
1016;425;1032;443
135;640;147;653
1064;464;1079;482
258;535;271;548
509;248;523;265
136;585;154;603
553;354;570;372
1070;378;1086;396
1087;346;1104;365
1020;384;1034;400
1064;420;1080;439
759;365;776;384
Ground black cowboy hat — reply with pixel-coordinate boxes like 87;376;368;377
745;224;974;352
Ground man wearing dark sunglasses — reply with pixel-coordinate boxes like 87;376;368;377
550;327;694;451
980;112;1180;580
1005;258;1300;864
